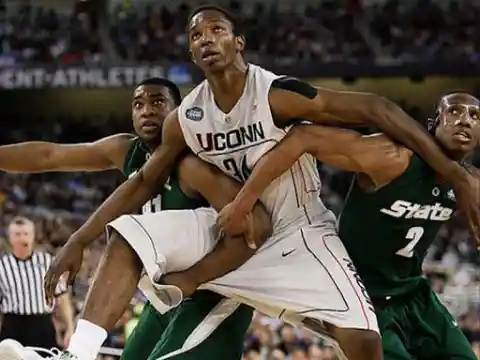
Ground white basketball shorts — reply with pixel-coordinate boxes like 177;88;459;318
106;207;378;332
106;208;221;313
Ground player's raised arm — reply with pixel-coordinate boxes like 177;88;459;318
0;134;134;172
268;79;465;182
268;79;480;240
68;109;187;247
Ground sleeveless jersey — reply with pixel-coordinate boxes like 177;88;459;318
123;137;207;212
178;64;335;235
338;154;456;298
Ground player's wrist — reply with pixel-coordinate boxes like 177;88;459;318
69;231;93;248
234;193;257;214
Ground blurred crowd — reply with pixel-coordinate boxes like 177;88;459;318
0;0;479;66
0;0;101;67
0;110;478;360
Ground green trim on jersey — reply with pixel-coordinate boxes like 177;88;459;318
339;154;456;298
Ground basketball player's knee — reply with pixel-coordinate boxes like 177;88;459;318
107;229;142;272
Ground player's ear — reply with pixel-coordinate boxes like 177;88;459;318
235;35;245;53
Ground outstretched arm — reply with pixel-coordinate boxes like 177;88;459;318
69;110;187;247
0;134;133;172
269;79;464;183
268;79;480;240
161;155;271;293
219;125;411;225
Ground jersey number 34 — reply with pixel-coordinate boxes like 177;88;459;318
223;156;251;183
396;226;425;258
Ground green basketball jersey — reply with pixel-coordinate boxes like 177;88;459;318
122;137;207;212
338;154;457;298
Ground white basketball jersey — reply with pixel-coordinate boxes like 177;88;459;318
178;64;336;235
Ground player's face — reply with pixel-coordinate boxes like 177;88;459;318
8;223;34;252
435;94;480;155
188;10;244;73
132;84;176;142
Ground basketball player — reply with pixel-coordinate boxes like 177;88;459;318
217;91;479;359
26;4;480;360
0;78;264;360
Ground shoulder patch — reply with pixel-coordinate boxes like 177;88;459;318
185;107;204;121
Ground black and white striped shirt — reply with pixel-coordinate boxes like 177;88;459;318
0;251;67;315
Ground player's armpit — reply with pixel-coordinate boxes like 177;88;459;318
0;134;134;173
177;154;272;248
293;125;412;189
68;109;186;247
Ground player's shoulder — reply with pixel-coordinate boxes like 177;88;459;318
178;80;210;120
249;63;280;80
269;75;317;100
181;80;209;105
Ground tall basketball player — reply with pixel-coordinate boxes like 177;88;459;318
33;4;480;360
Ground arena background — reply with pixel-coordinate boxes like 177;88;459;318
0;0;478;359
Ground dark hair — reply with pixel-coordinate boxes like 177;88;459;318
187;4;241;35
136;77;182;106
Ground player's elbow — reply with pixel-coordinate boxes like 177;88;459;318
37;143;61;171
286;125;315;156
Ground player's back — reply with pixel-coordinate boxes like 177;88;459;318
338;154;456;298
178;64;336;236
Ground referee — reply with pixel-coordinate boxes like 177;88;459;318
0;216;74;349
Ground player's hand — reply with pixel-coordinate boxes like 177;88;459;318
160;271;199;298
452;169;480;247
44;240;84;306
217;202;257;250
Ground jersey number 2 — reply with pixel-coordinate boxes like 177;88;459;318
396;226;424;258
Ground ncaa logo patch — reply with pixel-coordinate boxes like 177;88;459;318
185;107;204;121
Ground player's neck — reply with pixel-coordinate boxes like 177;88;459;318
438;141;467;163
206;60;248;111
140;136;162;152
